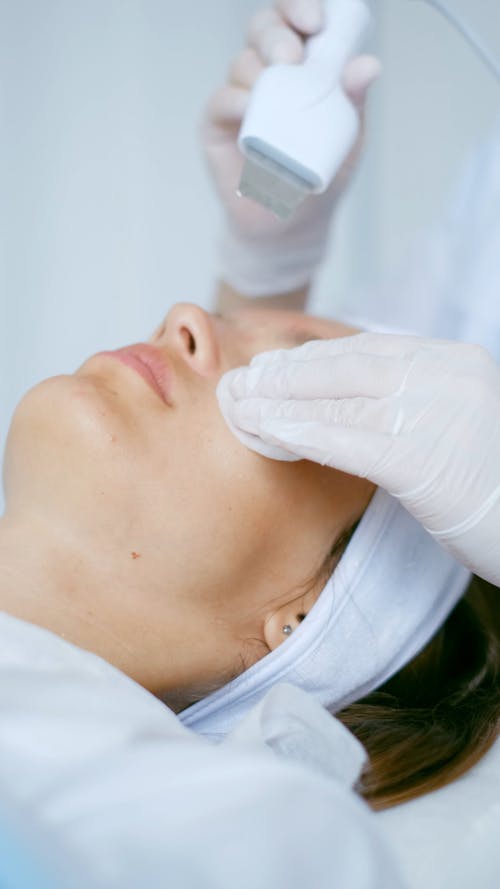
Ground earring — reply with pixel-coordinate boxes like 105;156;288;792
282;624;293;636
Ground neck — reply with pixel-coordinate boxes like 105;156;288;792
0;509;154;683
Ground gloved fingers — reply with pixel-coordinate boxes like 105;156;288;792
228;47;265;90
227;353;409;400
275;0;324;34
204;86;250;132
231;395;401;437
341;54;382;109
247;8;305;65
257;418;390;477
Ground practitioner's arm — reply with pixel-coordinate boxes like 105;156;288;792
215;280;309;314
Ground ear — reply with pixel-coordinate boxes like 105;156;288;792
262;589;316;652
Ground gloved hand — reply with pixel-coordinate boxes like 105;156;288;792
225;333;500;585
202;0;381;296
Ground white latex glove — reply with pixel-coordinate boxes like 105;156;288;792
202;0;381;295
225;333;500;585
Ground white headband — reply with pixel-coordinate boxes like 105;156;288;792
180;488;470;739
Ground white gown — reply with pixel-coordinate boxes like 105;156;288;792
0;611;404;889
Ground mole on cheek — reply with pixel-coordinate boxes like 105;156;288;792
131;552;141;560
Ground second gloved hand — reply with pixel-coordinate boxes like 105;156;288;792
224;333;500;584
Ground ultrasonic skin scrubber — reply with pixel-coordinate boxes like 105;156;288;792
237;0;500;222
237;0;372;220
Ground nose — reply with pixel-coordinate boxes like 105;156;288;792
150;303;221;377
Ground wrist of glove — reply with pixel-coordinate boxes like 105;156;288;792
224;333;500;585
216;197;334;296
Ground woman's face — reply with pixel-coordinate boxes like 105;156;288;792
3;305;374;705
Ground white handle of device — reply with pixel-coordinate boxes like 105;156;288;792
238;0;371;194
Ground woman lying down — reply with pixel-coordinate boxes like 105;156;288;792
0;301;498;888
2;2;500;885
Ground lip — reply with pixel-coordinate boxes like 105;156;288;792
98;344;173;405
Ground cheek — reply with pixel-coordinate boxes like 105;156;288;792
163;390;351;554
146;397;294;564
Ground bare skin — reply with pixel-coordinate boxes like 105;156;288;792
0;302;373;709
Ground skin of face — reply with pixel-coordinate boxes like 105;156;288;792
0;304;374;709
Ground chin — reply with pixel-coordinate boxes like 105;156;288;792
2;373;129;513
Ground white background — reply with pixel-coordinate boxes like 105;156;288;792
1;0;500;512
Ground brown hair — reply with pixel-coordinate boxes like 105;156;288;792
177;532;499;804
336;576;500;810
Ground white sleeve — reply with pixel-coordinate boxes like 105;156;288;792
340;125;500;357
44;733;406;889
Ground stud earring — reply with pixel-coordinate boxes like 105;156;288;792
282;624;293;636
